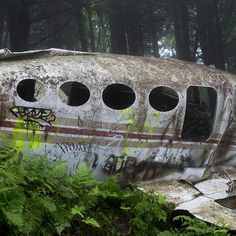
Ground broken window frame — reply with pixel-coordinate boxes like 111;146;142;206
181;85;217;141
58;81;90;107
16;79;46;102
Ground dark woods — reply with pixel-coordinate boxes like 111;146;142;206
0;0;236;72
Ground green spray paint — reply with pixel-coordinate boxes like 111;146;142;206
13;120;45;152
119;108;136;157
144;111;161;134
119;109;161;157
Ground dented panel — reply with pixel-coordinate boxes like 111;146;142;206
1;48;236;227
0;49;235;179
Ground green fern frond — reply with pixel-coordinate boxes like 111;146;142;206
71;205;86;218
82;217;101;228
3;210;24;227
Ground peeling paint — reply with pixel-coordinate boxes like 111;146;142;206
0;48;235;178
1;48;236;227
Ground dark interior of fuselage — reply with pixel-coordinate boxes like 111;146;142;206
182;86;217;141
17;79;37;102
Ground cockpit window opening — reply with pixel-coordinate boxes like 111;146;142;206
59;81;90;106
16;79;45;102
102;83;136;110
149;86;179;112
182;86;217;141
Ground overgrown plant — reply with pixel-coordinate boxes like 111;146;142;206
0;135;230;236
0;135;172;235
174;215;229;236
0;136;73;235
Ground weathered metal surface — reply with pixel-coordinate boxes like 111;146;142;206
1;48;236;227
176;176;236;230
140;175;236;229
0;48;236;178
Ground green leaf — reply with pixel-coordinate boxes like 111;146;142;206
82;217;101;228
120;206;131;211
38;196;57;212
71;205;86;218
173;215;191;223
4;210;24;227
55;221;71;235
158;194;167;205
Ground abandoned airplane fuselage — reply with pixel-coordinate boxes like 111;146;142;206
1;48;236;228
0;48;235;181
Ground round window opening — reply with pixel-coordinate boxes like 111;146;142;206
102;84;136;110
59;81;90;106
16;79;46;102
149;86;179;112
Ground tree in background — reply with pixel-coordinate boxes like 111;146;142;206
7;0;30;51
196;0;225;70
0;0;236;72
106;0;127;54
125;0;144;56
171;0;192;61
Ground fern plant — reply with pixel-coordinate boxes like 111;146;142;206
172;215;230;236
0;136;74;235
0;135;230;236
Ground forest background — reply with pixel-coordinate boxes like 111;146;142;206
0;0;236;73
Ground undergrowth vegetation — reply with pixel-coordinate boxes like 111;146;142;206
0;136;230;236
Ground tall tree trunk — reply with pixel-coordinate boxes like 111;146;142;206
221;0;236;41
76;0;88;52
214;2;225;70
85;0;95;52
44;0;65;48
3;20;8;48
0;2;6;47
151;31;160;58
172;0;192;61
7;0;30;51
96;16;110;52
108;1;127;54
126;22;144;56
196;0;225;70
125;3;144;56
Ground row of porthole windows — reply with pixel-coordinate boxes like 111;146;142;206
16;79;179;112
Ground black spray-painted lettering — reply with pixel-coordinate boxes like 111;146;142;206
10;106;56;127
55;142;92;154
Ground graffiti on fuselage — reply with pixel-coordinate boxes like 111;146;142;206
14;120;45;131
10;106;56;129
101;147;194;181
5;99;222;183
1;49;235;183
8;104;209;180
55;142;92;154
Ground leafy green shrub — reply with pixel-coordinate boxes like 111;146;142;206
0;135;230;236
172;215;230;236
121;189;172;235
0;137;73;235
0;135;172;235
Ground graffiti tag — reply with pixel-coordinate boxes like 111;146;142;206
55;142;92;154
10;106;56;128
